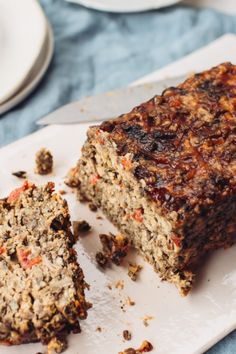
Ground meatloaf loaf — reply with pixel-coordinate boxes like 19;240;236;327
0;182;88;352
66;62;236;295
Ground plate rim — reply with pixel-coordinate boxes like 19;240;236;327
0;0;48;104
66;0;181;13
0;22;54;116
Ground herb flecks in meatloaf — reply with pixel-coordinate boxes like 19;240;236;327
0;182;88;352
67;62;236;295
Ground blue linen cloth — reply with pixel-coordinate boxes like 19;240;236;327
1;1;236;148
1;1;236;352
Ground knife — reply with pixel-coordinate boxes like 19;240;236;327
37;74;188;125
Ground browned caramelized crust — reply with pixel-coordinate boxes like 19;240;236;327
100;62;236;216
68;63;236;295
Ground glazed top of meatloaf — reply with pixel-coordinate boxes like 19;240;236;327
100;62;236;218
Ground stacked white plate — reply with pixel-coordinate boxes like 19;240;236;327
66;0;181;13
0;0;54;115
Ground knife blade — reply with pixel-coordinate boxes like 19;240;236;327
37;74;188;125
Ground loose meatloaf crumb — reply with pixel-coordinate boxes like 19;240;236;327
67;62;236;295
0;181;88;352
35;148;53;175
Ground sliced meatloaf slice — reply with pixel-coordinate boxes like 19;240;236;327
66;62;236;296
0;182;88;352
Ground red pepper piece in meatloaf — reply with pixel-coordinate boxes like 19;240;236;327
0;182;89;352
67;62;236;295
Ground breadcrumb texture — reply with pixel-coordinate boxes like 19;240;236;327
0;182;88;351
67;62;236;295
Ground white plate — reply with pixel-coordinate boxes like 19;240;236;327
0;34;236;354
66;0;181;13
183;0;236;15
0;23;54;116
0;0;47;104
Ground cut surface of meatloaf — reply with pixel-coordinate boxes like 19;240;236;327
67;62;236;295
0;182;88;352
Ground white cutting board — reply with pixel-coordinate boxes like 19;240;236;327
0;34;236;354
